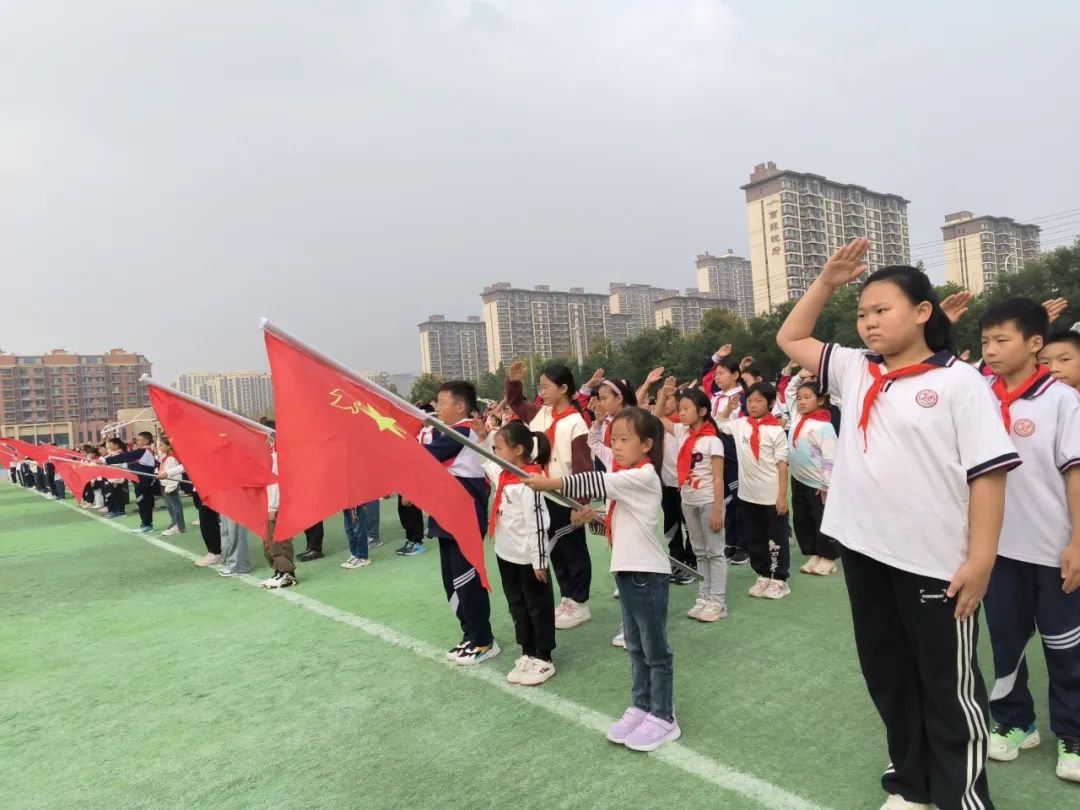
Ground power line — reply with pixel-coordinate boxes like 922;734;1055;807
909;218;1080;261
905;207;1080;252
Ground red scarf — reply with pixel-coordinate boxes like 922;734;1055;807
747;415;781;461
990;365;1049;432
602;416;613;448
545;406;578;449
858;361;938;451
791;410;831;448
604;457;652;546
676;422;718;487
488;464;543;538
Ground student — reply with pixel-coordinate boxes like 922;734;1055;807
506;361;594;630
156;438;187;538
189;488;224;568
259;422;298;589
788;381;838;576
397;407;434;557
655;380;728;622
1041;331;1080;392
526;407;679;752
219;515;252;577
977;298;1080;783
777;238;1020;810
429;380;499;666
104;432;158;532
479;420;555;686
341;506;372;569
718;382;791;599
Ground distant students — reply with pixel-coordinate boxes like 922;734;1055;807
104;431;158;533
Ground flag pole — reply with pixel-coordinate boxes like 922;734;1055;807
48;456;162;482
140;376;275;437
259;319;701;581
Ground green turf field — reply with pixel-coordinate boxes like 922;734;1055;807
0;484;1072;809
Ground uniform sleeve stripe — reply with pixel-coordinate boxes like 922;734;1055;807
817;343;833;396
967;453;1022;481
1059;458;1080;474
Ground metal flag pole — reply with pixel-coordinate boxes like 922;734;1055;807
48;456;163;482
259;318;702;581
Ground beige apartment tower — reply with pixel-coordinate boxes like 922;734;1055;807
941;212;1041;295
654;290;735;336
696;251;754;322
742;162;910;313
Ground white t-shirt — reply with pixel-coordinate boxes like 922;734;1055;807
989;373;1080;566
717;417;788;505
819;343;1021;582
672;423;725;505
561;466;668;574
481;456;551;569
528;407;588;479
661;431;679;488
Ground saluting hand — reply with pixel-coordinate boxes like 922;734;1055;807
820;239;869;289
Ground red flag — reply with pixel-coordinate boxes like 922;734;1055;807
56;460;139;504
147;383;276;538
264;326;490;588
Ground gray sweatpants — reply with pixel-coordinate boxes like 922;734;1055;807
682;498;728;604
220;515;252;574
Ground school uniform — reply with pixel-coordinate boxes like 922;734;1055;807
190;489;223;556
982;369;1080;740
788;410;838;560
425;420;493;649
674;423;728;605
661;430;695;569
481;453;554;661
159;454;187;532
506;379;594;605
718;415;790;581
105;447;158;527
560;464;674;723
819;342;1021;810
263;452;295;576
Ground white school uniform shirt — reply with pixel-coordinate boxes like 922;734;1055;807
710;387;743;421
988;371;1080;566
159;455;183;493
660;431;679;488
561;466;668;574
587;417;614;470
717;417;788;505
267;451;280;512
527;407;588;479
818;343;1021;582
672;423;725;506
479;450;551;570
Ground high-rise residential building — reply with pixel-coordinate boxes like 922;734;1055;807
418;315;489;381
696;251;754;322
742;162;910;313
0;348;152;446
609;283;669;337
481;284;622;372
941;211;1042;295
172;371;274;418
653;291;735;336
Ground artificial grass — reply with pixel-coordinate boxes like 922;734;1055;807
0;484;1072;809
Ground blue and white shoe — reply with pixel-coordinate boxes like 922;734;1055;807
402;541;426;557
454;641;500;667
137;525;154;534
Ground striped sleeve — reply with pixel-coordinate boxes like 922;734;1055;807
957;376;1021;481
560;471;607;502
818;343;865;398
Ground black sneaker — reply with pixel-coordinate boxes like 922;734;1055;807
672;569;696;585
727;550;750;565
298;549;324;562
395;542;412;556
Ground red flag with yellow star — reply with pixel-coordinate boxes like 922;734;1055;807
263;327;489;588
147;382;276;538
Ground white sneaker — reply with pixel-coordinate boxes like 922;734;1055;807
687;598;707;619
987;724;1040;762
879;795;933;809
799;555;820;574
194;553;223;568
556;597;570;615
192;519;201;527
259;572;284;588
613;587;620;600
748;576;771;598
555;599;591;629
506;656;531;684
341;557;371;570
762;580;791;600
812;558;837;576
260;571;297;589
698;601;727;622
161;526;179;537
612;629;626;648
340;556;359;568
454;641;501;666
519;657;556;686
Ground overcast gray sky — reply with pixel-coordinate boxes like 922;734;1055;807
2;1;1078;383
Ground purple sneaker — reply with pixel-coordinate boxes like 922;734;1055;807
606;707;648;745
624;714;682;752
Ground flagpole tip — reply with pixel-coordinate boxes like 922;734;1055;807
139;374;151;384
259;317;270;330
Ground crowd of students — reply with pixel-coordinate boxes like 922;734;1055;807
8;238;1080;809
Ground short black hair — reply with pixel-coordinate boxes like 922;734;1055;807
745;381;777;408
136;431;154;444
980;297;1049;341
1044;331;1080;352
438;380;479;415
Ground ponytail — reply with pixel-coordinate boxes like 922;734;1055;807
499;421;551;467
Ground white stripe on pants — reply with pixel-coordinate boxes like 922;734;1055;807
681;498;728;603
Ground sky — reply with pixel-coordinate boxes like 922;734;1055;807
2;1;1078;383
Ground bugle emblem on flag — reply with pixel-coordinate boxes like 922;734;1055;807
328;388;408;438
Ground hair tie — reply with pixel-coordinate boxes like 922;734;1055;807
531;436;539;459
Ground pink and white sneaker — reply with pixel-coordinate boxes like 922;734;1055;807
624;713;682;752
606;707;648;745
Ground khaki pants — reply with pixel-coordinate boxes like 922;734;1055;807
263;514;295;574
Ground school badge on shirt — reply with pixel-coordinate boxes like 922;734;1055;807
915;389;939;408
1013;418;1036;438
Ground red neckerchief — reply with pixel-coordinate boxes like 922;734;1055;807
545;406;578;449
439;420;476;469
488;464;543;538
747;415;781;460
858;361;938;451
791;410;831;448
604;457;653;546
602;416;613;448
676;422;718;487
990;365;1049;432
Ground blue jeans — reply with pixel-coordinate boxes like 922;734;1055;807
363;500;380;541
344;507;369;560
615;571;674;722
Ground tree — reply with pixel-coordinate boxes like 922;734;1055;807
408;374;442;407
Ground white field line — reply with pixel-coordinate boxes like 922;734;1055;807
41;490;832;810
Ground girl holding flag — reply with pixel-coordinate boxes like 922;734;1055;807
788;381;838;576
654;379;728;622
